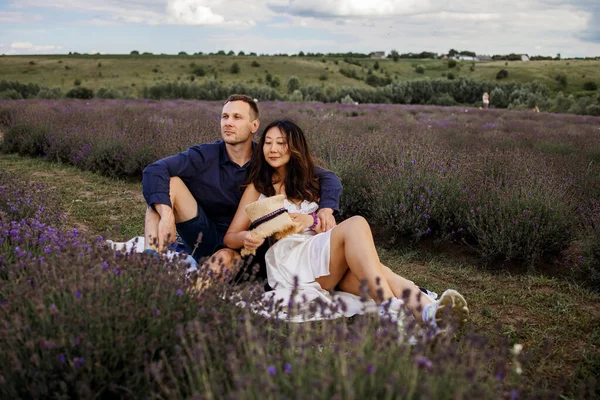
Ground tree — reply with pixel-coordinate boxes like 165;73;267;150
555;73;567;88
374;61;380;70
227;50;235;56
130;50;139;55
193;66;206;76
270;76;281;88
238;51;245;56
287;76;300;94
216;50;226;55
496;69;509;79
298;51;305;57
178;51;188;56
230;62;240;74
389;49;399;62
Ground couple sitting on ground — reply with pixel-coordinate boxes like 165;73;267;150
142;94;469;330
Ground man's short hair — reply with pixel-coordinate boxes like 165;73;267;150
224;94;259;120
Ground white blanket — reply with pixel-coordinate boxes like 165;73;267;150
105;237;433;324
106;236;198;273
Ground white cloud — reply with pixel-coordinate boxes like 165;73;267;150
166;0;224;25
9;0;265;26
268;0;442;18
11;42;34;49
0;10;42;22
9;42;63;53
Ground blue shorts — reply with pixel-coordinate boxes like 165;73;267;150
176;204;225;262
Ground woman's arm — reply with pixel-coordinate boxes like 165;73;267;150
224;184;263;251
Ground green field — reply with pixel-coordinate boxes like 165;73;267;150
1;54;599;98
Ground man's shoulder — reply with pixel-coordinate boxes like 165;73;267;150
187;140;224;158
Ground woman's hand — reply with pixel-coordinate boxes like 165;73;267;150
240;230;265;251
289;213;315;232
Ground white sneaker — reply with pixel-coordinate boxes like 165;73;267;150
422;289;469;330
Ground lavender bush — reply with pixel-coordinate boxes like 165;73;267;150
0;171;539;399
1;100;599;271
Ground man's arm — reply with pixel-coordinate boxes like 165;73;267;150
142;146;205;209
314;167;342;231
142;147;206;252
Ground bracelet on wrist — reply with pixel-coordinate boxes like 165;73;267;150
308;212;319;231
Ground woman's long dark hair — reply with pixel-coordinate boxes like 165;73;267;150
247;119;320;202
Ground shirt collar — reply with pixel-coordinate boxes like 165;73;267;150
219;140;257;168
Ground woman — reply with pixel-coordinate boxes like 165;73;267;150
224;120;468;329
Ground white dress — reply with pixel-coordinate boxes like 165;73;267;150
258;194;377;322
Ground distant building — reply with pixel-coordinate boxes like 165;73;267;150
477;55;492;61
453;55;479;61
521;54;530;62
369;51;385;59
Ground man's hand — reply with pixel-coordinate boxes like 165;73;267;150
155;204;177;252
316;208;336;232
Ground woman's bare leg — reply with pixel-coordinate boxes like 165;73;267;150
316;216;395;303
336;265;433;323
194;248;243;291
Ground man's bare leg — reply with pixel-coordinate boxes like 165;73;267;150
144;177;199;252
144;206;161;252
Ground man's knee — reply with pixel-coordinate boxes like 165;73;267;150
170;176;184;187
168;176;198;223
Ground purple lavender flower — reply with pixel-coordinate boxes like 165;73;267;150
267;365;276;376
415;356;433;372
73;357;85;369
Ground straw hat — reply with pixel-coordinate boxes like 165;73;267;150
241;194;297;257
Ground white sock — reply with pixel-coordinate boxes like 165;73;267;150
422;302;438;328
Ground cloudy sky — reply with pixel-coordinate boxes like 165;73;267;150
1;0;599;57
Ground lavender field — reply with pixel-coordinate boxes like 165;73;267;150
1;99;599;275
1;99;600;398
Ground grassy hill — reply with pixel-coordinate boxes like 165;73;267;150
1;54;599;98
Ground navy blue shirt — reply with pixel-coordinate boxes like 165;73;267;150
143;140;342;233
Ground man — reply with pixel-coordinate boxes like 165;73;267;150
142;94;342;281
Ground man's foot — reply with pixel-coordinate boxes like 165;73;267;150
423;289;469;330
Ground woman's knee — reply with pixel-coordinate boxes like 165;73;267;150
340;215;370;232
204;249;241;276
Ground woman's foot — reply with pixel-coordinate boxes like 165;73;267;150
422;289;469;330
